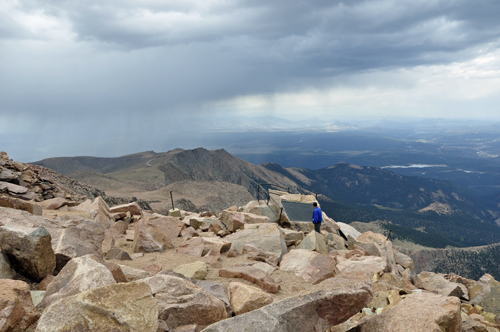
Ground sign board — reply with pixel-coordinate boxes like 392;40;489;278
281;201;315;222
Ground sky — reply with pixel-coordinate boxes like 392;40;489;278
1;0;500;161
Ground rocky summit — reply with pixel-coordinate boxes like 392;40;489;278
1;150;500;332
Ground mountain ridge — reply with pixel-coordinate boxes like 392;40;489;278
33;147;500;247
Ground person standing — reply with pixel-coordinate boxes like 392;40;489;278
312;202;322;233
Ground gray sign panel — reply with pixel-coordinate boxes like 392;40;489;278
281;201;315;222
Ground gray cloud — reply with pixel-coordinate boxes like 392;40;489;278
1;0;500;161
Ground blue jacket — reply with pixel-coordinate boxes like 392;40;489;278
312;206;322;224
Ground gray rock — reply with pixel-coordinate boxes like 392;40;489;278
327;233;346;250
142;275;227;330
105;247;132;261
475;273;500;317
219;266;280;293
225;223;287;260
394;250;414;270
0;279;39;331
195;280;232;317
202;276;372;332
0;196;42;215
280;249;337;284
347;292;461;332
0;251;16;279
0;208;106;273
133;220;165;253
30;290;45;306
296;231;328;255
119;264;153;282
0;167;20;181
37;254;116;310
0;223;55;281
51;215;106;272
174;261;208;280
417;271;469;300
337;222;361;240
35;282;158;332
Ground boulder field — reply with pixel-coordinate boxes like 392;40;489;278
1;153;500;331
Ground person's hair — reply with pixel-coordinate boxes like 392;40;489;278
313;202;318;207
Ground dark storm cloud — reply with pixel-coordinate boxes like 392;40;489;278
30;0;500;67
1;0;500;162
1;0;499;113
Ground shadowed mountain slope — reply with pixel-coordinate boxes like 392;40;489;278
34;148;300;197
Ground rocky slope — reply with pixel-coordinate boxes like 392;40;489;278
1;191;500;332
398;243;500;281
0;152;150;212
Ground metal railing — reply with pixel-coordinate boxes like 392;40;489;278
256;183;291;225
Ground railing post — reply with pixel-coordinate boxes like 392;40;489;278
257;185;260;202
267;192;270;204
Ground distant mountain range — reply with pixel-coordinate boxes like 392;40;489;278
33;147;500;248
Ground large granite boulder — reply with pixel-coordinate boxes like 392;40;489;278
281;228;304;244
39;197;78;210
0;279;39;332
242;244;279;266
195;280;232;317
203;237;231;255
394;250;414;270
417;271;469;300
0;196;42;215
50;215;106;272
347;292;461;332
147;215;185;239
336;256;387;277
0;223;55;281
133;219;165;253
220;211;270;232
327;232;346;250
337;222;361;239
0;207;106;273
142;275;227;330
280;249;337;284
474;274;500;317
357;231;387;245
35;281;158;332
144;219;178;249
202;275;372;332
355;231;397;272
225;223;287;260
177;237;205;257
37;254;116;310
185;215;217;231
89;196;114;226
296;231;328;255
229;281;273;315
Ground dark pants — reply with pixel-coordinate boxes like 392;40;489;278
314;222;321;233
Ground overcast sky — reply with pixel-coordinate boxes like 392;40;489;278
1;0;500;161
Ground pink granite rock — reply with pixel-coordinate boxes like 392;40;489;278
219;266;280;293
